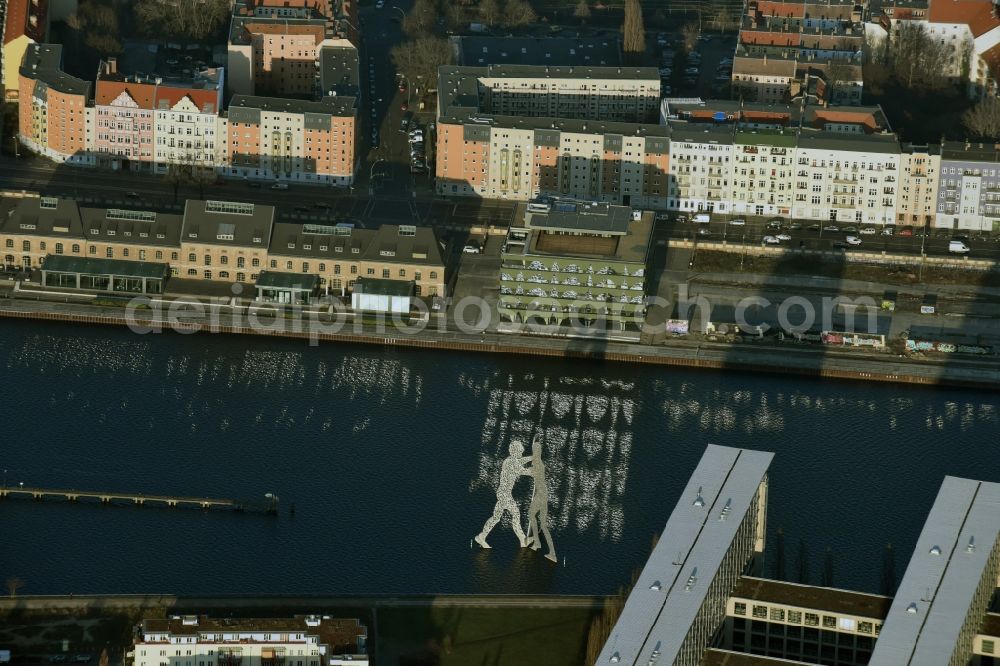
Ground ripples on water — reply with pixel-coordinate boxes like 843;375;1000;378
2;321;999;595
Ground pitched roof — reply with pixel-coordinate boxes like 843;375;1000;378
4;0;48;44
928;0;1000;36
95;78;156;108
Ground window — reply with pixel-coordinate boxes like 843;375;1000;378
752;605;768;619
55;243;64;254
72;244;80;254
787;610;802;624
286;261;293;270
221;255;228;265
734;602;747;616
822;616;836;629
204;270;212;279
805;613;819;627
90;246;97;255
382;268;390;278
858;621;873;634
430;271;437;279
22;240;30;251
252;258;260;267
983;640;995;655
188;253;196;262
770;608;785;621
367;268;375;275
106;248;113;258
319;263;325;272
4;240;11;248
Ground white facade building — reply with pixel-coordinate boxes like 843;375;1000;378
668;126;736;214
133;615;368;666
152;70;226;175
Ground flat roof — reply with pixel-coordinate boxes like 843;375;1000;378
228;94;357;118
509;203;654;264
141;615;365;655
869;476;1000;666
981;613;1000;638
20;44;92;97
526;201;633;235
731;577;892;619
455;35;622;67
353;277;414;297
255;271;317;291
597;445;774;666
41;254;170;279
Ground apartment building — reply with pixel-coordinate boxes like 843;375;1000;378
733;0;866;105
225;94;358;186
227;0;358;98
668;124;736;215
935;141;1000;231
152;69;225;175
93;59;156;171
133;614;368;666
2;0;47;100
498;200;653;332
17;43;93;165
435;65;669;207
897;143;941;226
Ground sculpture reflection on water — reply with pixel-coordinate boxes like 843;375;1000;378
475;435;557;563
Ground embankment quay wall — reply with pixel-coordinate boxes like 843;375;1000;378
0;300;997;389
0;594;605;613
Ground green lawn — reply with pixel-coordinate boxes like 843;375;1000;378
377;605;596;666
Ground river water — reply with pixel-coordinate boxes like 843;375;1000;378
1;319;997;596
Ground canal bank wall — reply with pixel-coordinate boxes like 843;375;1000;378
0;301;998;390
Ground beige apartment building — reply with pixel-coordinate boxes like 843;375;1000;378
435;65;669;208
897;144;941;226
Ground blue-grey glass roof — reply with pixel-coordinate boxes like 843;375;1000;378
869;476;1000;666
597;445;774;666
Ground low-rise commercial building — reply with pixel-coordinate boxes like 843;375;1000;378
178;199;275;282
133;615;368;666
40;254;170;295
498;200;652;332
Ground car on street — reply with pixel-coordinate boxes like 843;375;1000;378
776;233;791;241
409;130;424;142
762;235;781;245
859;227;877;235
400;117;409;132
400;101;408;111
375;0;384;7
897;226;914;236
697;228;712;236
846;235;862;245
271;183;288;190
807;224;820;231
822;225;839;232
788;222;802;230
842;225;859;233
126;191;139;198
728;218;746;226
833;240;849;249
881;227;894;236
398;81;407;93
766;219;783;229
463;241;482;254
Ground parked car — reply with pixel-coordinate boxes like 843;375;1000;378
859;227;877;235
881;226;894;236
400;101;408;111
766;219;783;229
762;235;781;245
842;225;858;233
846;236;862;245
949;240;971;253
271;183;288;190
776;233;792;241
822;225;839;232
788;222;802;230
728;218;746;226
463;241;482;254
126;191;139;198
398;81;407;93
400;117;409;132
408;130;424;142
697;228;712;236
897;226;914;237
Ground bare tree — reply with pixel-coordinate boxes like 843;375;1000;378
963;97;1000;139
890;22;951;91
573;0;591;21
478;0;502;28
681;22;699;52
164;163;190;204
134;0;230;41
445;3;468;31
391;36;453;94
99;649;109;666
824;61;858;103
6;577;25;598
402;0;438;38
622;0;646;57
503;0;537;27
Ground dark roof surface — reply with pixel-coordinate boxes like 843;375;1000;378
731;577;892;619
353;277;415;297
255;271;318;290
181;200;275;249
41;254;170;279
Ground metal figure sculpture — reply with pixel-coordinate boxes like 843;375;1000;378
475;441;532;548
525;434;557;562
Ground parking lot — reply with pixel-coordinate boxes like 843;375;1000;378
655;31;738;99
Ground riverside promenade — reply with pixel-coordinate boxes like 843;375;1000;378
1;297;998;389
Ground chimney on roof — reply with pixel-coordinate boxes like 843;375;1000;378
107;58;117;75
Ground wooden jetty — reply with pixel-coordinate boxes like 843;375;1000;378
0;486;277;514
